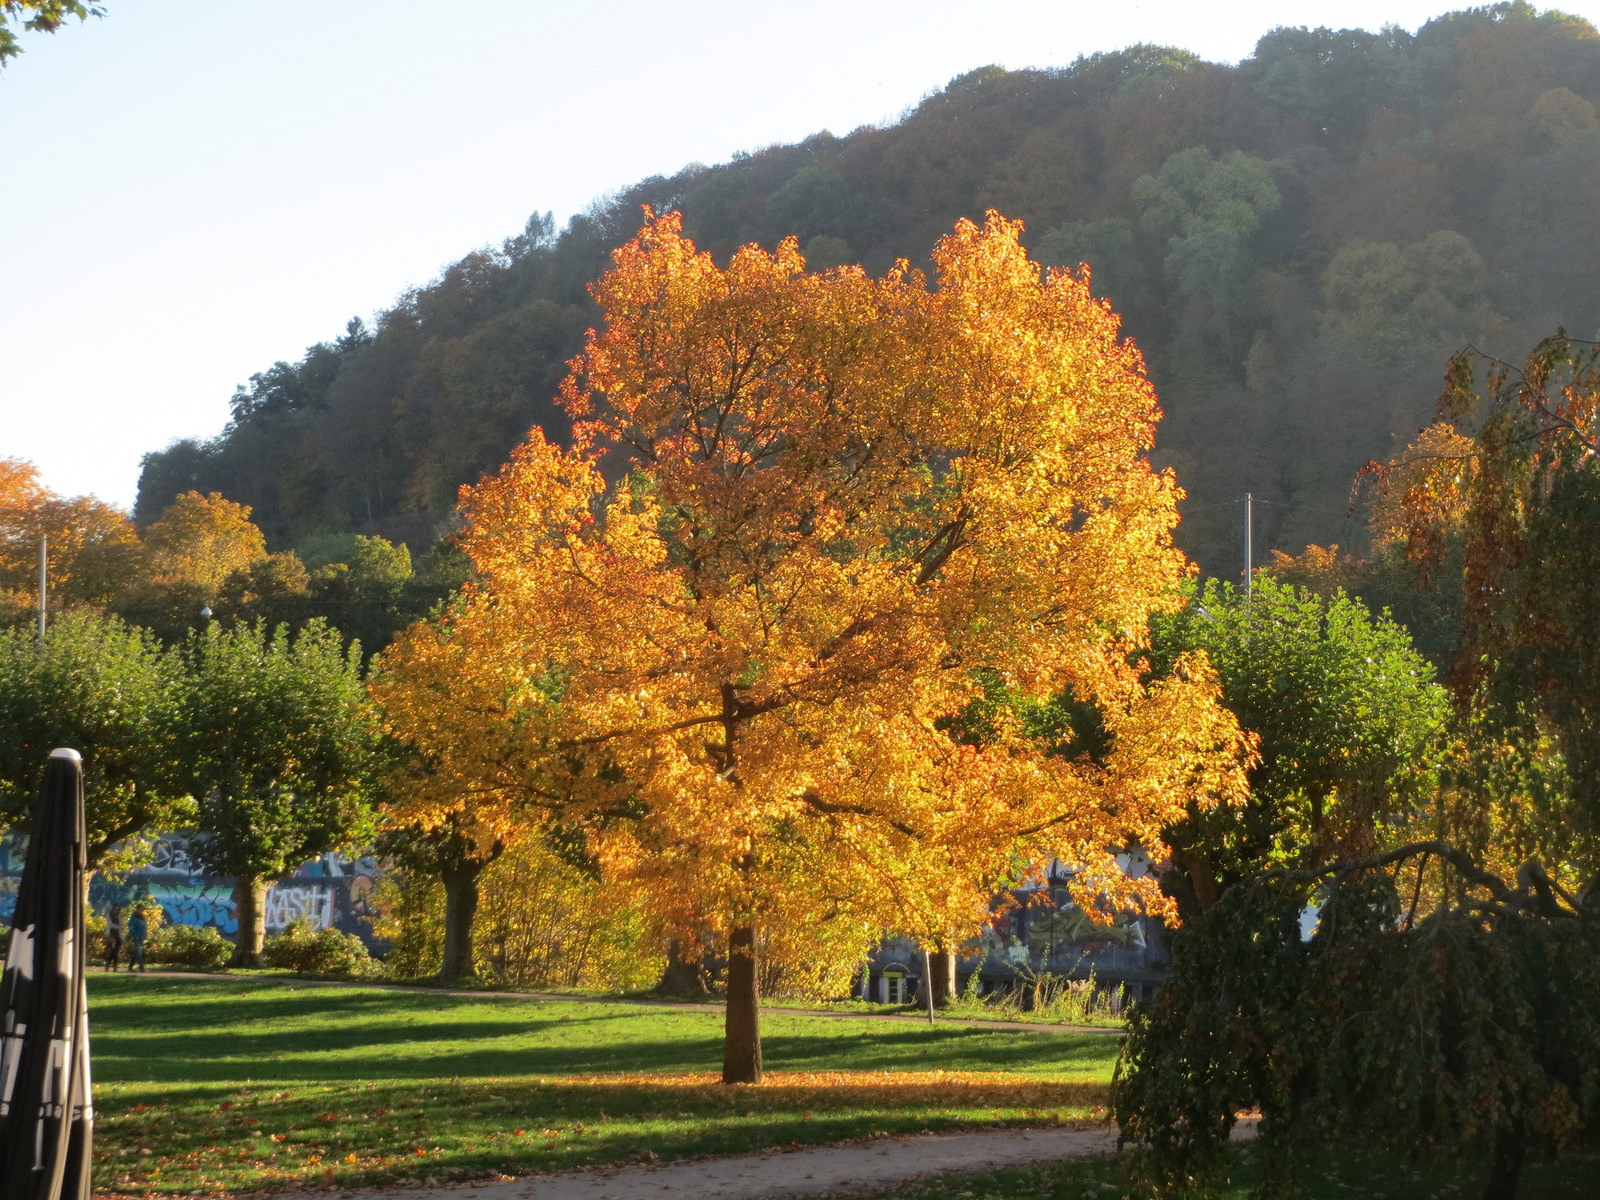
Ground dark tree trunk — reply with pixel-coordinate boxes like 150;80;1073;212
439;858;484;984
1170;847;1221;912
929;946;958;1007
231;875;270;967
1481;1123;1525;1200
656;940;710;995
722;923;762;1084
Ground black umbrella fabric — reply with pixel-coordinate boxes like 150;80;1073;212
0;747;93;1200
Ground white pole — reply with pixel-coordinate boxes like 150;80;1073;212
37;535;47;639
1244;494;1253;599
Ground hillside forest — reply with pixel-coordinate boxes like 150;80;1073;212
131;3;1600;583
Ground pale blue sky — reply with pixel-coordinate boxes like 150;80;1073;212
4;1;1592;508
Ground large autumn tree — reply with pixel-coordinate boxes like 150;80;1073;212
377;210;1247;1082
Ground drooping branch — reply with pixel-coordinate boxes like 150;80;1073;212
1269;841;1593;921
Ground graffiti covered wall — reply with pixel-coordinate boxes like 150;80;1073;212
0;835;383;947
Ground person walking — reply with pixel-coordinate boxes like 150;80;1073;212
127;904;148;973
104;903;123;972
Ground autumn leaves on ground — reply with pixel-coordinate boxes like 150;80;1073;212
89;975;1114;1195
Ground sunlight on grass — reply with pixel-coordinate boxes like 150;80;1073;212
88;973;1119;1194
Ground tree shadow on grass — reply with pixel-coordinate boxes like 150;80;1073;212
89;977;1117;1085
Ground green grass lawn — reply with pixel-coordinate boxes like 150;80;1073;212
88;973;1119;1195
851;1141;1600;1200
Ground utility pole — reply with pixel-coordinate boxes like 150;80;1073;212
37;535;47;639
1244;493;1253;599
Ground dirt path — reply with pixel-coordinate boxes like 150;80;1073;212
131;970;1122;1036
324;1121;1256;1200
341;1126;1120;1200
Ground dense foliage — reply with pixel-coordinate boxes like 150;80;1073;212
1148;577;1449;912
1116;335;1600;1200
259;920;376;976
375;210;1248;1081
137;4;1600;578
177;619;379;965
371;837;663;992
1114;851;1599;1200
0;610;192;861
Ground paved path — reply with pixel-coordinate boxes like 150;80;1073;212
133;970;1122;1036
342;1126;1120;1200
332;1122;1256;1200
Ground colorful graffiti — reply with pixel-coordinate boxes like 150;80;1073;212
2;834;385;948
145;880;239;933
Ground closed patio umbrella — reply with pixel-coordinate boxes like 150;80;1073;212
0;747;94;1200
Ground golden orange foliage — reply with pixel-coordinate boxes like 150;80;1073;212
375;211;1248;972
1366;421;1480;569
0;456;140;615
141;490;267;594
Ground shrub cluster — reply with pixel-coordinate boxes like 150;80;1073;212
147;923;233;969
260;920;375;976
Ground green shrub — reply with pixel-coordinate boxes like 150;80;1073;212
147;923;234;969
261;920;375;976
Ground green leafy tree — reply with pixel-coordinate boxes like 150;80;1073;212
0;610;191;861
1149;576;1449;911
178;620;378;966
1134;148;1281;302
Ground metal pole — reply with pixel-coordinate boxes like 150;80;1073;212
923;947;934;1024
37;535;47;639
1244;493;1253;600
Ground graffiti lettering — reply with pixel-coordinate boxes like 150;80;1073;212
263;885;334;932
147;881;238;935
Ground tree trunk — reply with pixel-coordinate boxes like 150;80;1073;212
722;924;762;1084
439;858;484;984
1481;1123;1525;1200
1170;847;1221;912
232;875;269;967
929;945;958;1007
656;940;711;995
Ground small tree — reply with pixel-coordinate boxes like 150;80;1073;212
117;491;269;641
178;619;378;965
0;610;191;861
1148;576;1449;911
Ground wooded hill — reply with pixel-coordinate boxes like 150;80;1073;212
137;2;1600;578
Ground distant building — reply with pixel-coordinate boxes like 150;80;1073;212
862;852;1170;1007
